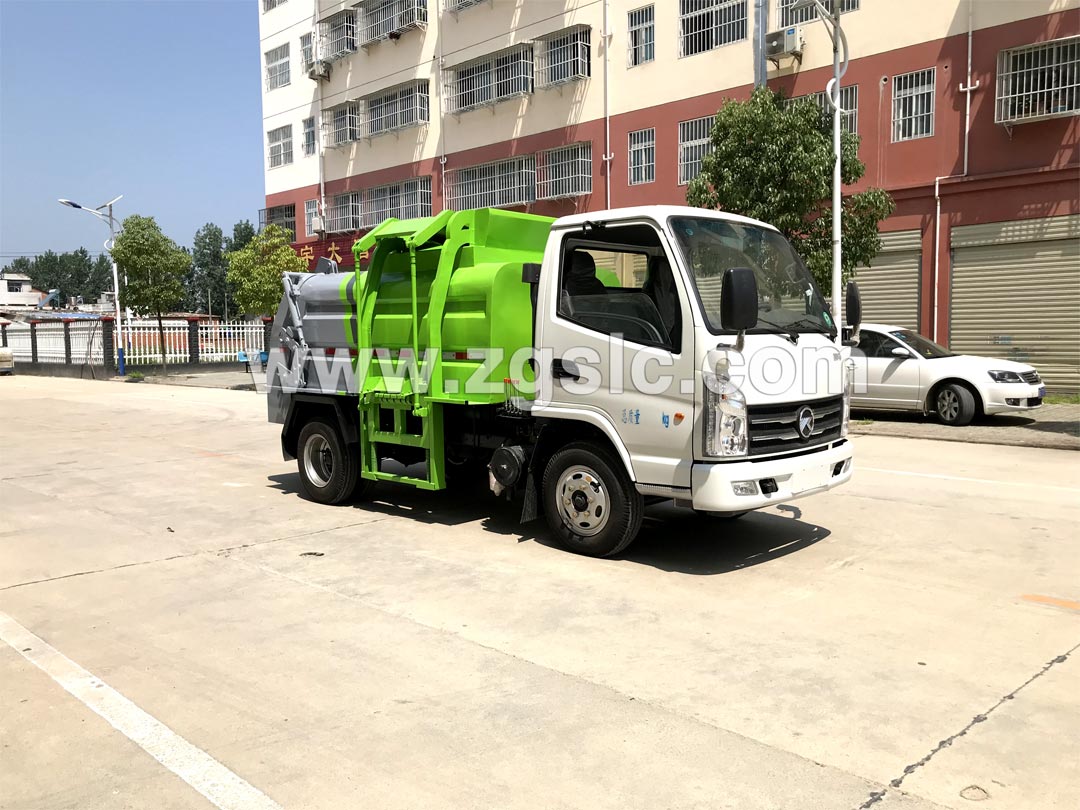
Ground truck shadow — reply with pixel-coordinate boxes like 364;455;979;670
267;473;829;575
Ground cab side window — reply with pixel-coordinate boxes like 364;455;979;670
557;225;682;351
856;331;898;359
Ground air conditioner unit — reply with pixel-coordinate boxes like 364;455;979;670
311;215;325;234
766;27;801;59
307;60;331;81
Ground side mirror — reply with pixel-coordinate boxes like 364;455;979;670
720;267;758;332
891;346;911;358
845;281;862;333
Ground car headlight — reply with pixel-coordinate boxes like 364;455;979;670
703;374;747;457
841;359;854;437
988;370;1022;383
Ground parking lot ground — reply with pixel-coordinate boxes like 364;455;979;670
1;376;1078;810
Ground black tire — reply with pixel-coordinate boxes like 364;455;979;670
933;383;976;427
542;441;643;558
296;418;361;505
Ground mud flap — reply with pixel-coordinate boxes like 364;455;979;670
519;467;539;524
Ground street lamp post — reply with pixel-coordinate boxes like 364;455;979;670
793;0;849;344
58;195;127;374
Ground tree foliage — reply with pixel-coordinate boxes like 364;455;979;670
226;224;307;316
686;87;895;291
110;215;190;373
226;220;257;254
3;250;115;307
185;223;228;315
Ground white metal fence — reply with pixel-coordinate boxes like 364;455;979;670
197;321;267;363
121;320;190;366
6;324;32;362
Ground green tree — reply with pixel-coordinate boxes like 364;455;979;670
687;87;895;292
226;220;257;253
189;223;229;316
86;254;115;304
226;224;306;316
110;215;190;374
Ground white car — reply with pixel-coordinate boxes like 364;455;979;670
0;345;13;375
851;323;1045;426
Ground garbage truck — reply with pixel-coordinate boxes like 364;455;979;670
266;205;861;557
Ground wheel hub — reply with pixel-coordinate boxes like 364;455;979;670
556;465;609;537
303;434;334;488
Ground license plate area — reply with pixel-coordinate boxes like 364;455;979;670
795;464;832;494
1039;386;1046;397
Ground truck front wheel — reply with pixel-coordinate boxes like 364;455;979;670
297;418;363;505
542;442;643;557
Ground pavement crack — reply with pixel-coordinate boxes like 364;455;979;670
856;641;1080;809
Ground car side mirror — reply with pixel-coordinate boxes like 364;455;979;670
845;281;862;333
891;347;911;358
720;267;758;332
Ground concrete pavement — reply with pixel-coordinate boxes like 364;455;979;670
1;376;1077;810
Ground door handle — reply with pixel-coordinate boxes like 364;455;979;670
552;358;581;381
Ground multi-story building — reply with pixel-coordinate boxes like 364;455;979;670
259;0;1079;388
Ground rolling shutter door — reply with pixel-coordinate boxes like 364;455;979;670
854;229;921;329
950;215;1080;392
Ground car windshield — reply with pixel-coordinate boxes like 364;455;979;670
890;329;953;358
668;216;834;337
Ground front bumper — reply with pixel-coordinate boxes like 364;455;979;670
982;383;1044;415
691;441;853;512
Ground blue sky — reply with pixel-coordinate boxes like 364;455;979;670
0;0;264;262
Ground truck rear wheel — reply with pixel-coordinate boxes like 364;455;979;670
542;442;643;558
297;418;363;505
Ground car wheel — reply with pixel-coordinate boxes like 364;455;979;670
934;383;976;427
542;442;643;558
296;418;363;504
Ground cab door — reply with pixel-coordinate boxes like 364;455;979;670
534;221;697;488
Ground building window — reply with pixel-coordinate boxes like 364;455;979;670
265;44;290;91
628;128;655;185
445;156;537;210
678;117;713;185
304;200;320;236
446;45;534;113
358;0;427;46
628;6;655;67
300;33;314;70
321;10;357;60
324;102;361;146
302;117;317;156
259;204;296;238
892;68;936;141
363;177;433;228
537;142;593;200
366;81;430;136
537;26;591;87
679;0;747;57
263;0;286;12
788;84;859;134
267;125;293;168
327;192;363;232
996;35;1079;124
779;0;858;27
447;0;483;10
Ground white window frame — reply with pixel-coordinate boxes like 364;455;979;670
788;84;859;134
302;117;317;156
327;191;363;233
263;0;286;12
778;0;858;28
267;125;293;168
358;0;427;46
536;25;591;88
265;44;290;91
259;204;295;237
446;0;483;10
628;6;655;68
679;0;747;58
300;33;314;70
995;35;1080;125
321;10;358;60
323;101;362;147
536;142;593;200
677;116;713;186
445;156;537;210
304;200;320;237
445;45;534;113
892;68;936;142
363;177;433;228
365;80;430;137
628;128;655;185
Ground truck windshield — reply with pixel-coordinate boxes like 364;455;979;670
669;216;834;337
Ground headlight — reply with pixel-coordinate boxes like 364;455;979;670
841;359;854;437
988;370;1022;383
703;374;747;457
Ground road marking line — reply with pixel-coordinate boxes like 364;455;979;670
1022;594;1080;612
0;611;282;810
859;467;1080;494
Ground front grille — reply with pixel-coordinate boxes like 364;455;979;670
746;395;843;457
1021;371;1041;385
